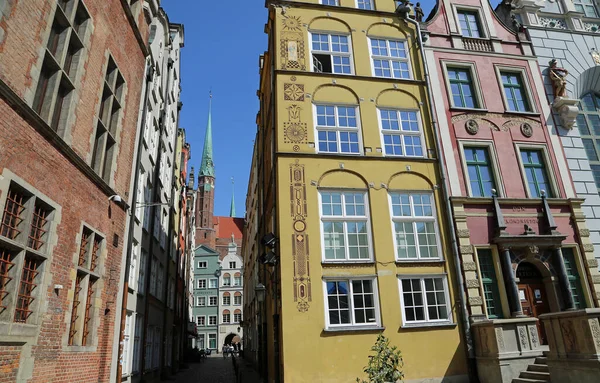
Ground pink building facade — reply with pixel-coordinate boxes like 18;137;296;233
423;1;600;381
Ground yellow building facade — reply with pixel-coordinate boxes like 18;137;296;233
242;1;469;382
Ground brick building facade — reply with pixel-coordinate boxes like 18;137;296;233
0;0;148;382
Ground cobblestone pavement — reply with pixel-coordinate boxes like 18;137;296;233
173;355;236;383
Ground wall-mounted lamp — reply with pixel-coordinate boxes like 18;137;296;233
108;195;123;203
214;267;222;277
261;233;277;248
255;283;266;303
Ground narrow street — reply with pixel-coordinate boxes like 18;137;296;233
172;355;261;383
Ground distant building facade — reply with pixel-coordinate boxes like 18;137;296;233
192;245;220;351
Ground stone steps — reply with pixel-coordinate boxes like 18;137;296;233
512;353;551;383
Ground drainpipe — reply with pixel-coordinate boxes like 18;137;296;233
402;14;477;380
116;56;153;382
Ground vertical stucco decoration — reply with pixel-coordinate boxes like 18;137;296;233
280;15;306;71
290;160;311;312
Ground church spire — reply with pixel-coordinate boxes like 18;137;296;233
199;92;215;177
230;177;236;217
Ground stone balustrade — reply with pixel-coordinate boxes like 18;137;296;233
539;309;600;383
472;318;543;383
462;37;493;52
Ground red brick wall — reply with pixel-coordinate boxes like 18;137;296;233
0;0;147;381
0;346;20;383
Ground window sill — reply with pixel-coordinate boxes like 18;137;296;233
502;110;540;117
322;260;375;265
323;325;385;333
449;107;488;113
401;322;456;329
395;259;445;265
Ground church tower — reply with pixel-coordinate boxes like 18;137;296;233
195;93;216;248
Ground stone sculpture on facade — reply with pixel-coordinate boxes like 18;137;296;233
415;3;424;22
549;59;568;98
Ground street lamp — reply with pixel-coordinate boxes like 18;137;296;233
255;283;266;302
214;267;222;277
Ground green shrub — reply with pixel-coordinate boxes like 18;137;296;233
356;334;404;383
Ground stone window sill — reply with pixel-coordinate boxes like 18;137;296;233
323;326;385;333
401;322;456;329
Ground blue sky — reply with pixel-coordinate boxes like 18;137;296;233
162;0;502;217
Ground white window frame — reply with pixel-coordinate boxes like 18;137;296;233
398;275;453;327
440;61;485;110
389;192;443;261
122;313;133;376
229;261;236;269
319;190;373;262
209;278;218;288
129;241;138;289
573;0;599;17
368;37;412;79
313;104;363;155
377;108;426;158
223;276;231;286
356;0;374;10
322;277;381;329
208;316;217;326
198;333;206;349
453;6;487;38
320;0;339;5
222;313;231;324
309;31;354;75
197;278;207;289
197;296;206;307
234;312;242;323
223;294;231;306
198;261;207;269
514;143;558;199
494;65;537;114
458;141;504;197
208;333;217;349
209;296;218;306
197;315;206;326
234;295;242;306
233;276;242;286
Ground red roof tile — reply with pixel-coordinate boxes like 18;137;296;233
213;216;244;240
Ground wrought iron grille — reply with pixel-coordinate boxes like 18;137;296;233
81;279;95;345
0;249;15;310
28;204;49;250
14;257;40;323
68;274;83;345
1;189;26;240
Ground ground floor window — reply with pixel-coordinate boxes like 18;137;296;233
323;278;380;328
208;333;217;349
398;275;451;325
198;334;205;349
477;249;503;319
562;248;586;309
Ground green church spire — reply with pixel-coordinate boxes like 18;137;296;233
230;177;236;217
199;92;215;177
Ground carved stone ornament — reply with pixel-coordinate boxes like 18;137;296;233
553;97;580;129
580;228;591;237
457;228;471;238
583;243;595;253
590;318;600;349
469;296;483;306
521;123;533;137
466;279;480;288
463;262;477;271
465;119;479;135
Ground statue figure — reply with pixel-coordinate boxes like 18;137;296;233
415;2;424;22
549;59;569;98
511;14;523;32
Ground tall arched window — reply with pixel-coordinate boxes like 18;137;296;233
576;93;600;189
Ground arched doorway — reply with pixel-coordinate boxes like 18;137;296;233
517;261;550;343
224;332;240;346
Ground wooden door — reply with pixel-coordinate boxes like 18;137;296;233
518;282;550;344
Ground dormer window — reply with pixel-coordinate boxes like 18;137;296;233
457;10;482;38
574;0;598;18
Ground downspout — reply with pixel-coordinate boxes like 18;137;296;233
116;56;153;382
402;14;476;378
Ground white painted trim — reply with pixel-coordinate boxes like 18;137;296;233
451;4;490;38
397;274;453;326
312;103;364;156
367;36;413;80
387;191;444;262
308;30;355;75
425;49;461;195
322;276;382;329
318;189;374;262
376;107;426;158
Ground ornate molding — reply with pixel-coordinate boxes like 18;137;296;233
469;296;483;306
583;243;595;253
463;262;477;271
579;228;591;237
539;16;567;29
460;245;474;255
457;229;471;238
553;97;580;129
520;123;533;138
466;279;480;288
587;258;599;268
465;119;479;135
